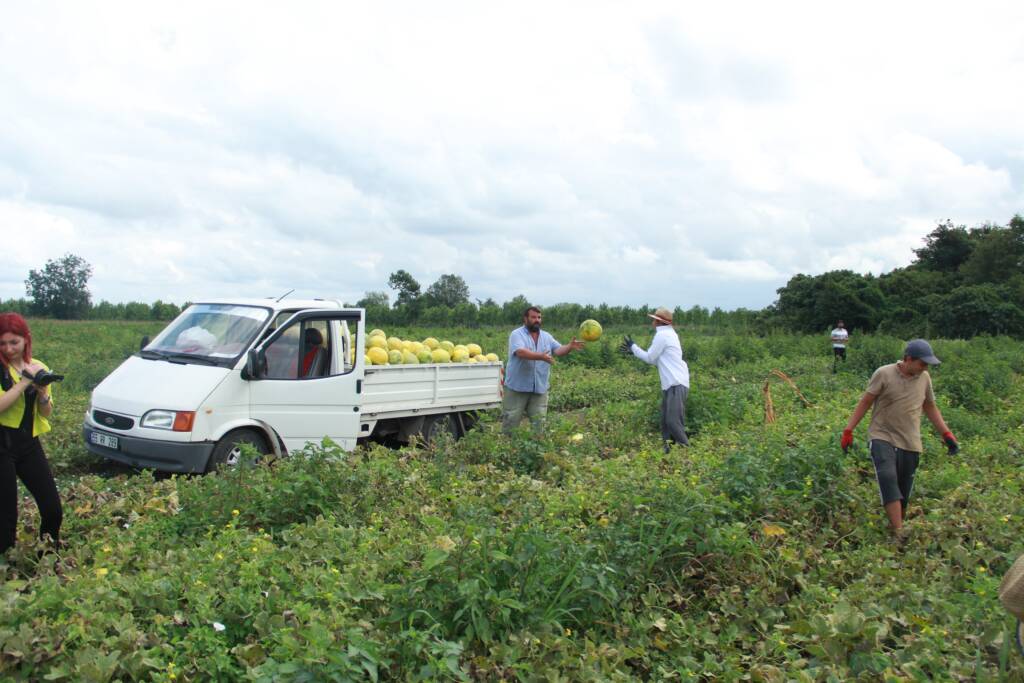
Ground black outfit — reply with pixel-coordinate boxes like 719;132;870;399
833;346;847;361
1;371;62;554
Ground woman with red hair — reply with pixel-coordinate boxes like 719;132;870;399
0;313;62;554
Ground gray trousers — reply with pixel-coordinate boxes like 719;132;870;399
661;384;689;446
870;440;920;510
501;387;549;433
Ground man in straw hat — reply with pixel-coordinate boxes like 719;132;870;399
619;307;690;452
840;338;959;544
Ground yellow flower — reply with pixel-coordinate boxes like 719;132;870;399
232;509;240;516
571;433;584;442
978;566;987;573
564;628;572;636
435;535;457;552
102;545;111;553
215;553;224;560
598;517;610;527
95;567;109;577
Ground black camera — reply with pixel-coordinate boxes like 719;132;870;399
24;369;64;387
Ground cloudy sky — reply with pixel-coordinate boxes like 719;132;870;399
2;2;1023;310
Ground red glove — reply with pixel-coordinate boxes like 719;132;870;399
841;429;853;453
942;430;959;455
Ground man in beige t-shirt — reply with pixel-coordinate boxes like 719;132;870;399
840;339;959;542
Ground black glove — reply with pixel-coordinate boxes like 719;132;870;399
618;336;635;356
942;431;959;455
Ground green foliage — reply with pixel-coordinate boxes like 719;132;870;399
3;321;1024;679
423;274;471;309
773;270;886;333
387;269;422;308
913;219;975;272
770;215;1024;339
25;253;93;319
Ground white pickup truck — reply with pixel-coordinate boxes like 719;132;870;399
83;299;502;473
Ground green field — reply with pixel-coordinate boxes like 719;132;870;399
3;320;1024;680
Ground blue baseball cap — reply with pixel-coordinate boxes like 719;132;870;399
904;339;940;365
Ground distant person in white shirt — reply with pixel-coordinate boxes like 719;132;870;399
620;307;690;452
830;320;849;372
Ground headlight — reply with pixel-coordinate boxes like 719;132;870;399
141;410;196;432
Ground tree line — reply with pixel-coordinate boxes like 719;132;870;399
766;215;1024;337
11;214;1024;337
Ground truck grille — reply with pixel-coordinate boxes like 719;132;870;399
93;410;134;430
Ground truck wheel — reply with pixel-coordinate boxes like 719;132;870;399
422;414;457;446
458;411;480;435
207;429;269;472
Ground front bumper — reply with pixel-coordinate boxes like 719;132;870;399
83;425;215;474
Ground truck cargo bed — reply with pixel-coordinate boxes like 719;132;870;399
361;362;502;418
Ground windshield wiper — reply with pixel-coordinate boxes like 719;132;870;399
160;353;222;366
138;350;167;360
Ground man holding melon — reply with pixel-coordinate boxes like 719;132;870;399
620;307;690;452
502;306;585;433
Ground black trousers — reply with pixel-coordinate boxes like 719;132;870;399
1;434;63;553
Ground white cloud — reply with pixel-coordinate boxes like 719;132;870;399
1;1;1023;311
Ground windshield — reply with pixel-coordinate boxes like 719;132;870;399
144;304;271;365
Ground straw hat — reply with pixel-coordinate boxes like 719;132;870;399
647;307;673;325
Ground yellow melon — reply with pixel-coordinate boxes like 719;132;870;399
579;319;602;342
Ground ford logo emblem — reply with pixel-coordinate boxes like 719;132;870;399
104;417;115;425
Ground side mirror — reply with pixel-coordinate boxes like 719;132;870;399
243;349;264;380
140;335;150;351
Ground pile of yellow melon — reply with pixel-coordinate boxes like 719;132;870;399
363;329;501;366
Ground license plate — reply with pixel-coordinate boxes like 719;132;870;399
90;431;119;450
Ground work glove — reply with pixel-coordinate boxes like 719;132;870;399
618;335;635;356
942;431;959;455
841;429;854;453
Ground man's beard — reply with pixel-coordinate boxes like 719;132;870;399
527;322;541;332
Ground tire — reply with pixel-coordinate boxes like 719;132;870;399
421;414;457;446
207;429;270;472
458;411;480;434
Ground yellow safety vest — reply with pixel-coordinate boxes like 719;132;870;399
0;359;53;438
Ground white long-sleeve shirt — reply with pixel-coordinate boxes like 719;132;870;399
631;326;689;390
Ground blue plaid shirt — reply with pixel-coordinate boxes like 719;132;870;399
504;326;561;394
